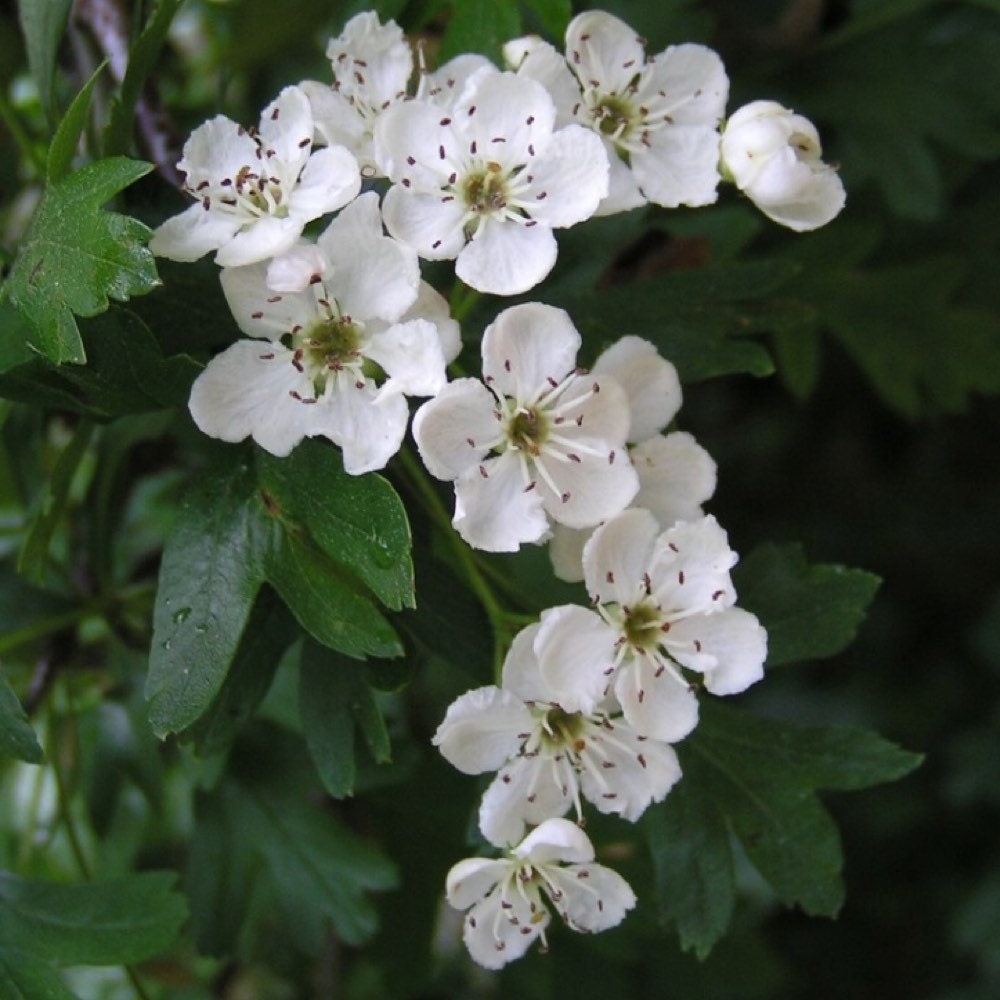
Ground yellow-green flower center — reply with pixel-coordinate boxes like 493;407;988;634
621;599;663;652
506;407;549;456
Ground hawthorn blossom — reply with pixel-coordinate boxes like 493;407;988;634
507;10;728;215
412;303;638;552
373;69;609;295
548;336;717;582
538;509;768;743
434;619;682;847
720;100;846;231
446;818;636;969
150;86;360;267
188;192;447;473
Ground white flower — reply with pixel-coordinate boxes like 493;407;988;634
300;12;414;178
412;303;639;552
373;69;609;295
507;11;728;215
188;192;447;473
720;100;846;232
446;818;636;970
539;509;768;743
548;337;717;582
150;86;360;267
434;620;682;847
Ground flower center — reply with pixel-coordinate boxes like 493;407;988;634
292;316;364;391
620;598;664;652
505;406;549;456
462;162;510;216
540;706;586;752
593;94;636;141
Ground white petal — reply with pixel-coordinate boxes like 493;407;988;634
631;431;717;529
479;757;573;848
547;523;589;583
265;242;327;292
595;151;647;217
481;302;580;401
301;80;369;160
547;862;636;932
380;185;467;260
462;884;547;969
373;100;460;183
403;281;461;363
327;12;413;105
366;319;446;398
614;653;700;742
460;72;557;167
446;857;510;911
534;605;618;714
188;341;309;456
643;45;728;126
631;125;722;208
258;86;314;175
507;37;581;129
456;219;558;296
500;622;550;703
149;204;242;263
583;507;661;607
518;124;609;228
453;453;550;552
287;144;361;219
176;114;257;188
650;515;738;614
669;607;767;695
566;11;646;93
517;817;594;865
220;263;316;340
214;214;305;268
433;686;533;774
412;379;501;481
537;443;638;529
752;166;846;232
594;336;681;443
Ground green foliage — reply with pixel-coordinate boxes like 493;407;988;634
0;670;42;763
46;63;105;183
440;0;522;62
16;0;72;122
1;159;159;366
648;702;923;957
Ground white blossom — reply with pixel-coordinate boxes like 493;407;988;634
507;11;728;215
446;818;636;969
412;303;639;552
539;509;767;743
434;620;681;847
373;69;609;295
188;192;448;472
720;100;846;231
150;86;360;267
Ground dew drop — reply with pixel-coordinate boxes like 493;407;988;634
172;606;192;624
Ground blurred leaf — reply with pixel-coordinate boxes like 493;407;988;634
300;639;392;799
105;0;186;157
257;442;414;611
16;0;72;122
650;702;922;956
215;0;343;71
17;419;95;585
147;454;402;736
0;950;77;999
440;0;521;61
1;158;158;365
734;543;882;667
0;302;37;375
0;669;43;763
0;869;187;965
47;62;105;182
523;0;572;39
555;261;800;382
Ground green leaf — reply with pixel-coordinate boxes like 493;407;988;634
17;0;72;122
0;302;37;375
555;261;797;382
300;640;392;799
257;442;414;611
522;0;572;39
2;158;158;365
148;455;402;736
47;62;105;183
734;543;882;667
18;419;95;585
0;869;187;964
0;308;202;419
440;0;522;62
0;949;77;999
0;669;43;763
651;702;922;955
105;0;186;158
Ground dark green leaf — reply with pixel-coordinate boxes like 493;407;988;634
146;459;267;737
18;419;95;584
440;0;521;61
257;442;414;611
0;669;43;763
183;587;298;755
0;302;37;375
0;949;76;999
734;543;882;667
554;261;798;382
0;869;187;964
522;0;572;39
2;158;158;365
17;0;72;122
47;62;105;182
105;0;186;158
651;702;922;955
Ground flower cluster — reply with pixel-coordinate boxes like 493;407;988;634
150;7;841;970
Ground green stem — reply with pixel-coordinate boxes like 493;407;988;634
0;87;46;175
395;445;509;680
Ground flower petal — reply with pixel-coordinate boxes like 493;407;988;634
479;757;574;848
456;218;558;296
534;605;617;714
650;515;738;614
517;817;595;865
148;204;242;263
433;685;534;774
220;263;316;340
631;431;717;529
258;86;315;176
536;443;639;529
614;652;700;742
288;144;362;220
668;607;767;695
380;185;467;260
462;883;547;969
583;507;661;606
446;857;510;911
500;622;549;703
412;379;502;480
631;124;722;208
214;214;306;268
366;318;447;398
548;862;636;933
566;11;646;94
